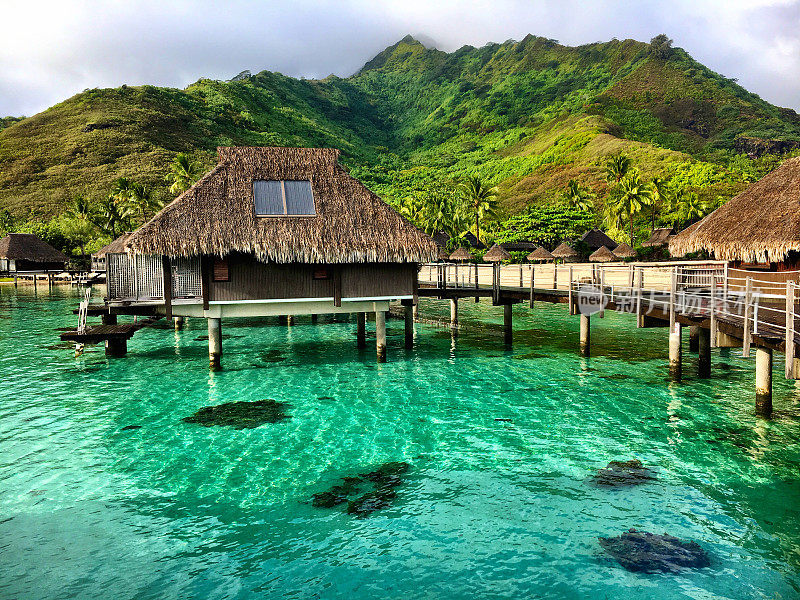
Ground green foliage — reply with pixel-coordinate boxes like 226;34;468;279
494;206;594;248
649;35;674;60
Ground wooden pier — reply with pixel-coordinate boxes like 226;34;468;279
418;261;800;417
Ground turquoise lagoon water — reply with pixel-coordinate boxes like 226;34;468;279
1;285;800;600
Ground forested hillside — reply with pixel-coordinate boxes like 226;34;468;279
1;34;798;256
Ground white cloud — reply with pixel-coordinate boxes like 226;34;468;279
1;0;799;116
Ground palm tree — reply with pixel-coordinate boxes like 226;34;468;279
67;194;94;222
678;191;707;225
98;196;126;238
458;175;498;245
608;171;654;246
603;153;632;185
562;179;595;212
649;177;669;234
121;182;162;224
165;153;202;195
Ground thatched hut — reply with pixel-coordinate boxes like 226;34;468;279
0;233;68;273
642;227;675;248
449;247;473;262
107;146;438;364
501;240;537;252
669;157;800;264
589;246;617;262
551;242;579;261
581;229;618;251
612;242;636;259
527;246;554;262
91;232;131;272
483;244;511;262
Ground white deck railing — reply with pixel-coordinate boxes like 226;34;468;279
107;254;202;302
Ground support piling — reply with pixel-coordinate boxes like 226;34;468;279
208;318;222;370
579;313;590;357
376;310;387;362
756;346;773;417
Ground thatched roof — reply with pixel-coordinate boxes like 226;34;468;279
612;242;636;258
581;229;618;250
527;246;554;261
589;245;617;262
93;232;132;258
551;242;578;259
0;234;67;263
484;244;511;262
449;247;472;261
670;157;800;262
124;147;438;264
642;227;675;247
501;240;537;251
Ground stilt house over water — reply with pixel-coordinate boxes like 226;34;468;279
670;156;800;268
0;233;68;273
107;146;438;365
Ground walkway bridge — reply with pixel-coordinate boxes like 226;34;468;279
417;261;800;416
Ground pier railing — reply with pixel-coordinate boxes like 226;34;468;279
419;261;800;378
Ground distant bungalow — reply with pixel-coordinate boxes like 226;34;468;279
670;157;800;268
0;233;68;274
580;229;618;252
91;232;132;272
105;147;437;365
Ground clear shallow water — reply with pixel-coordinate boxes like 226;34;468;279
1;286;799;600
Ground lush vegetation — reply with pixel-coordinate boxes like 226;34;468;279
2;33;799;260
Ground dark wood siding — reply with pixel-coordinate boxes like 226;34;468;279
209;254;415;302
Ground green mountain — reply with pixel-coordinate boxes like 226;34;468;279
1;34;798;229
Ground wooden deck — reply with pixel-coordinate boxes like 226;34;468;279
59;317;161;344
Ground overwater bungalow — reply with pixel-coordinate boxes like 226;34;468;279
104;146;438;365
527;246;555;262
91;232;131;272
643;227;676;248
670;156;800;269
0;233;68;274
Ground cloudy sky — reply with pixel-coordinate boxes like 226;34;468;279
2;0;799;117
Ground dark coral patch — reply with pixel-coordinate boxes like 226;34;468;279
593;459;656;487
599;529;710;573
182;399;291;429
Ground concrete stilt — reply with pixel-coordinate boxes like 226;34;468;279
208;318;222;370
101;312;117;325
689;325;700;352
698;327;711;378
311;313;318;324
173;316;185;330
580;314;590;357
503;303;513;346
357;312;366;349
376;310;387;362
412;303;419;320
669;323;682;381
755;346;773;416
105;338;127;357
450;298;459;331
286;315;294;326
404;304;414;349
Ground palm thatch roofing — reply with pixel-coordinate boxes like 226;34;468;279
501;240;537;251
483;244;511;262
642;227;675;247
669;157;800;262
0;233;68;263
527;246;555;261
93;232;132;258
449;247;473;261
589;245;617;262
123;147;438;264
612;242;636;258
581;229;618;250
551;242;578;259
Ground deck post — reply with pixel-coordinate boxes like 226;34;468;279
710;275;718;348
13;273;17;287
669;267;677;329
743;277;753;358
553;264;558;290
519;264;524;288
698;327;711;378
568;266;575;315
529;264;535;309
599;267;605;318
376;310;387;362
450;297;459;331
689;325;700;352
105;337;127;357
33;274;37;293
311;313;318;324
628;265;634;290
669;323;682;381
173;316;185;330
404;303;414;349
636;267;643;327
503;303;512;346
413;303;419;319
286;315;294;326
579;313;590;357
208;318;222;370
786;281;795;379
357;312;366;349
755;346;773;416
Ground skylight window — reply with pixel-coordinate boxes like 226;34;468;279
253;180;316;216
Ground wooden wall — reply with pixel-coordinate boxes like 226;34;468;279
210;253;415;302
